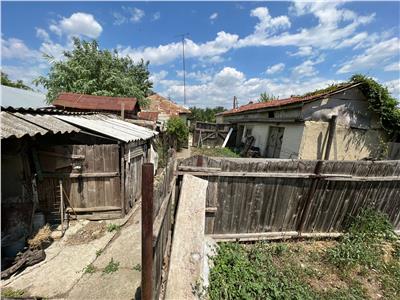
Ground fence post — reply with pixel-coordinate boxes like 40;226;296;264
298;160;323;233
142;163;154;300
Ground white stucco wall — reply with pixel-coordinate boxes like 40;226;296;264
241;123;304;158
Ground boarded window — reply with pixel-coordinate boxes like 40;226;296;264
266;126;285;158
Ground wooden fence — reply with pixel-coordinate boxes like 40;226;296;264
142;149;176;300
178;156;400;236
192;122;231;148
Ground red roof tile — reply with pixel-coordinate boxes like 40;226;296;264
54;93;139;111
145;94;191;116
219;82;360;116
138;111;159;122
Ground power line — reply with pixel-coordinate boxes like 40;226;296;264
176;33;190;105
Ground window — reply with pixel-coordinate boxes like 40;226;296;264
268;111;275;118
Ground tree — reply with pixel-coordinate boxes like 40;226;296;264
259;92;278;102
189;106;226;123
1;72;33;91
34;38;153;104
166;117;189;150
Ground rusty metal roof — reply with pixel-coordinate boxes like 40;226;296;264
55;114;158;142
54;93;139;111
1;111;80;139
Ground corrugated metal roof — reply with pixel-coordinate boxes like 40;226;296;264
55;114;158;142
1;111;80;139
54;93;138;111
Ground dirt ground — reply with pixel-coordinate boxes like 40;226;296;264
1;204;142;299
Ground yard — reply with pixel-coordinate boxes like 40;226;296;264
207;211;400;300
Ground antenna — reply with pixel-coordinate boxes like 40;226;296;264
176;33;190;105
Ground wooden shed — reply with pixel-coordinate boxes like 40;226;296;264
1;107;157;258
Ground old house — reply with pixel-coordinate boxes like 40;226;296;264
138;93;191;126
217;83;393;160
53;92;141;119
1;107;157;259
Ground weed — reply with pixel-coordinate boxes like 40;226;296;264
96;249;103;257
103;258;120;274
84;263;96;274
1;288;25;298
107;223;121;232
191;147;240;158
132;264;142;272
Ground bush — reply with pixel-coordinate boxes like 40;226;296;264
166;117;189;150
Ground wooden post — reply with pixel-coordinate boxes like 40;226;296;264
142;163;154;300
120;144;126;216
121;103;125;120
298;160;323;233
324;115;337;160
59;180;64;234
196;155;203;167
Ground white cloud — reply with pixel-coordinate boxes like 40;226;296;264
113;7;145;25
1;37;40;60
289;46;314;57
1;65;43;87
266;63;285;74
50;12;102;38
337;37;399;73
292;56;325;78
385;79;400;99
152;12;160;21
149;70;168;83
209;12;218;22
35;28;50;41
384;62;400;72
119;31;239;65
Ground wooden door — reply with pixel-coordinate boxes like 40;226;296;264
266;127;285;158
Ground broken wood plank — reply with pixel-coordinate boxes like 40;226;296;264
177;166;221;172
42;172;119;178
65;206;121;213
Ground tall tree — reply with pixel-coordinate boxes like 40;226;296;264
1;72;33;91
34;38;153;104
189;106;226;123
259;92;278;102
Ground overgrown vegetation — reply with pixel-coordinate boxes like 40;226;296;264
132;263;142;272
103;258;120;274
106;223;121;232
299;74;400;136
1;72;33;91
83;263;96;274
259;92;279;102
1;288;25;298
34;37;153;103
166;117;189;150
208;210;399;299
189;106;226;123
191;147;240;158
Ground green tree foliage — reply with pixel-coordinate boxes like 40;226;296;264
1;72;33;91
189;106;226;123
166;117;189;150
34;38;153;104
350;74;400;135
258;92;278;102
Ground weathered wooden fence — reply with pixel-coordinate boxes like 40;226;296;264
192;122;231;148
142;150;176;300
178;156;400;237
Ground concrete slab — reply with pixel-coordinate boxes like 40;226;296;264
165;174;208;300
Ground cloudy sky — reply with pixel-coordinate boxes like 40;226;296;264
2;1;399;108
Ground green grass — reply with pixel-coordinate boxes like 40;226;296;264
83;263;96;274
103;258;120;274
132;264;142;272
191;147;240;158
208;210;399;300
1;288;25;298
106;223;121;232
96;249;103;257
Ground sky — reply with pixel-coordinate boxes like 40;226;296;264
1;1;400;108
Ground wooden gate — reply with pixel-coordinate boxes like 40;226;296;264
266;126;285;158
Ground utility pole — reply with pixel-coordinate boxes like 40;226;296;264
177;33;189;105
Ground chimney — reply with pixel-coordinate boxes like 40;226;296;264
233;96;237;109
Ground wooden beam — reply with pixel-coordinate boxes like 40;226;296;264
206;207;217;213
42;172;119;178
38;151;85;160
66;206;121;213
178;166;221;172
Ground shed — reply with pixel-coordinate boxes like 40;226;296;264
1;107;157;258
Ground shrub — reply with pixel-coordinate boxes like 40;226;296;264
166;117;189;150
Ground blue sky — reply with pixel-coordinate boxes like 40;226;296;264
2;1;399;108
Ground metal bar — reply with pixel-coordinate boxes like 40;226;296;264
324;115;337;160
141;163;154;300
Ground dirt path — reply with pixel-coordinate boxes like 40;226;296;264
1;205;142;300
